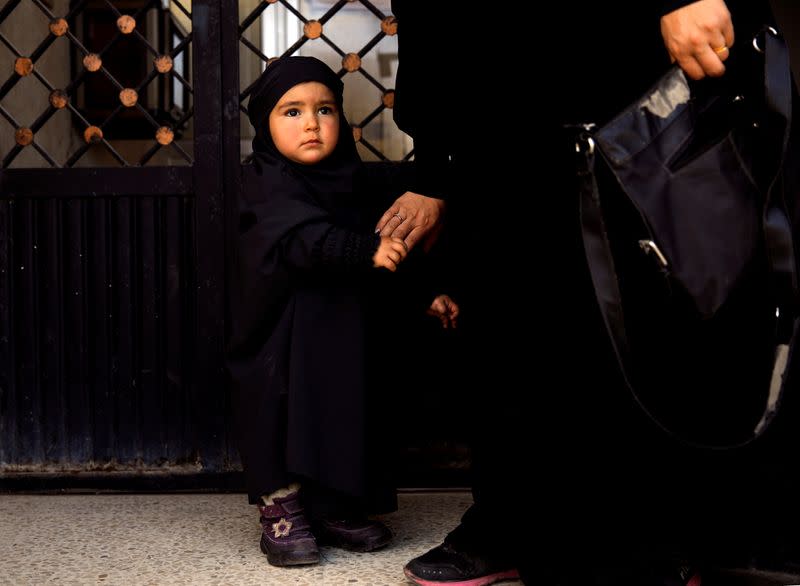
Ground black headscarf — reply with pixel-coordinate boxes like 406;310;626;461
247;56;361;211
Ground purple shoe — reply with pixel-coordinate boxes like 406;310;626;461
258;492;320;567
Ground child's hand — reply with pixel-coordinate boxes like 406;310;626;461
372;236;408;272
427;294;459;329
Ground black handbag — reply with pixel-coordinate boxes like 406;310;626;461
578;26;799;448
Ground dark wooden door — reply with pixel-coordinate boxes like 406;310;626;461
0;0;230;490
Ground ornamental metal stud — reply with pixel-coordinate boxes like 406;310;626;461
83;53;102;72
342;53;361;72
382;90;395;109
154;55;173;73
49;18;68;37
119;88;138;107
303;20;322;39
14;57;33;77
155;127;174;145
381;16;397;36
117;15;136;34
49;89;69;109
84;126;103;144
15;128;33;146
351;126;362;141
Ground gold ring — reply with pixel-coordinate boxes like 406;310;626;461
713;44;728;54
394;213;404;221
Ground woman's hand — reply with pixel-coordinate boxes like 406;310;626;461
375;191;446;253
661;0;733;80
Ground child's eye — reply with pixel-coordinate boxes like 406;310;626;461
285;108;300;117
319;106;334;115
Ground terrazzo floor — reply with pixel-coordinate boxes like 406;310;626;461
0;491;523;586
4;490;800;586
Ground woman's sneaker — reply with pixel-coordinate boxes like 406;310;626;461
258;492;320;566
312;517;393;552
403;542;519;586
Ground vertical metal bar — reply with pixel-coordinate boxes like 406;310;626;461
129;196;143;462
159;6;167;115
0;198;15;466
55;201;67;464
163;195;185;462
220;0;242;467
181;195;195;461
154;195;167;461
13;199;41;463
88;198;113;461
138;196;160;462
63;200;90;462
191;0;228;471
113;197;138;463
39;198;65;464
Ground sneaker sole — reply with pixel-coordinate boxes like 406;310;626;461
260;537;320;567
403;566;520;586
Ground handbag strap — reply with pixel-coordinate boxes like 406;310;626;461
762;29;798;321
577;27;797;450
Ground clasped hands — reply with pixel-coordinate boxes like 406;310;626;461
371;190;455;327
371;188;445;270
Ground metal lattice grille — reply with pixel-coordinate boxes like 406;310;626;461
238;0;408;162
0;0;194;167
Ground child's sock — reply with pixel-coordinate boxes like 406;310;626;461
261;482;301;506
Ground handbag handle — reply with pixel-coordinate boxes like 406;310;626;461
577;26;798;450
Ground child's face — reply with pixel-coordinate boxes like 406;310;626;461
268;81;340;165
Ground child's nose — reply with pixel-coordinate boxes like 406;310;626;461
305;115;320;130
